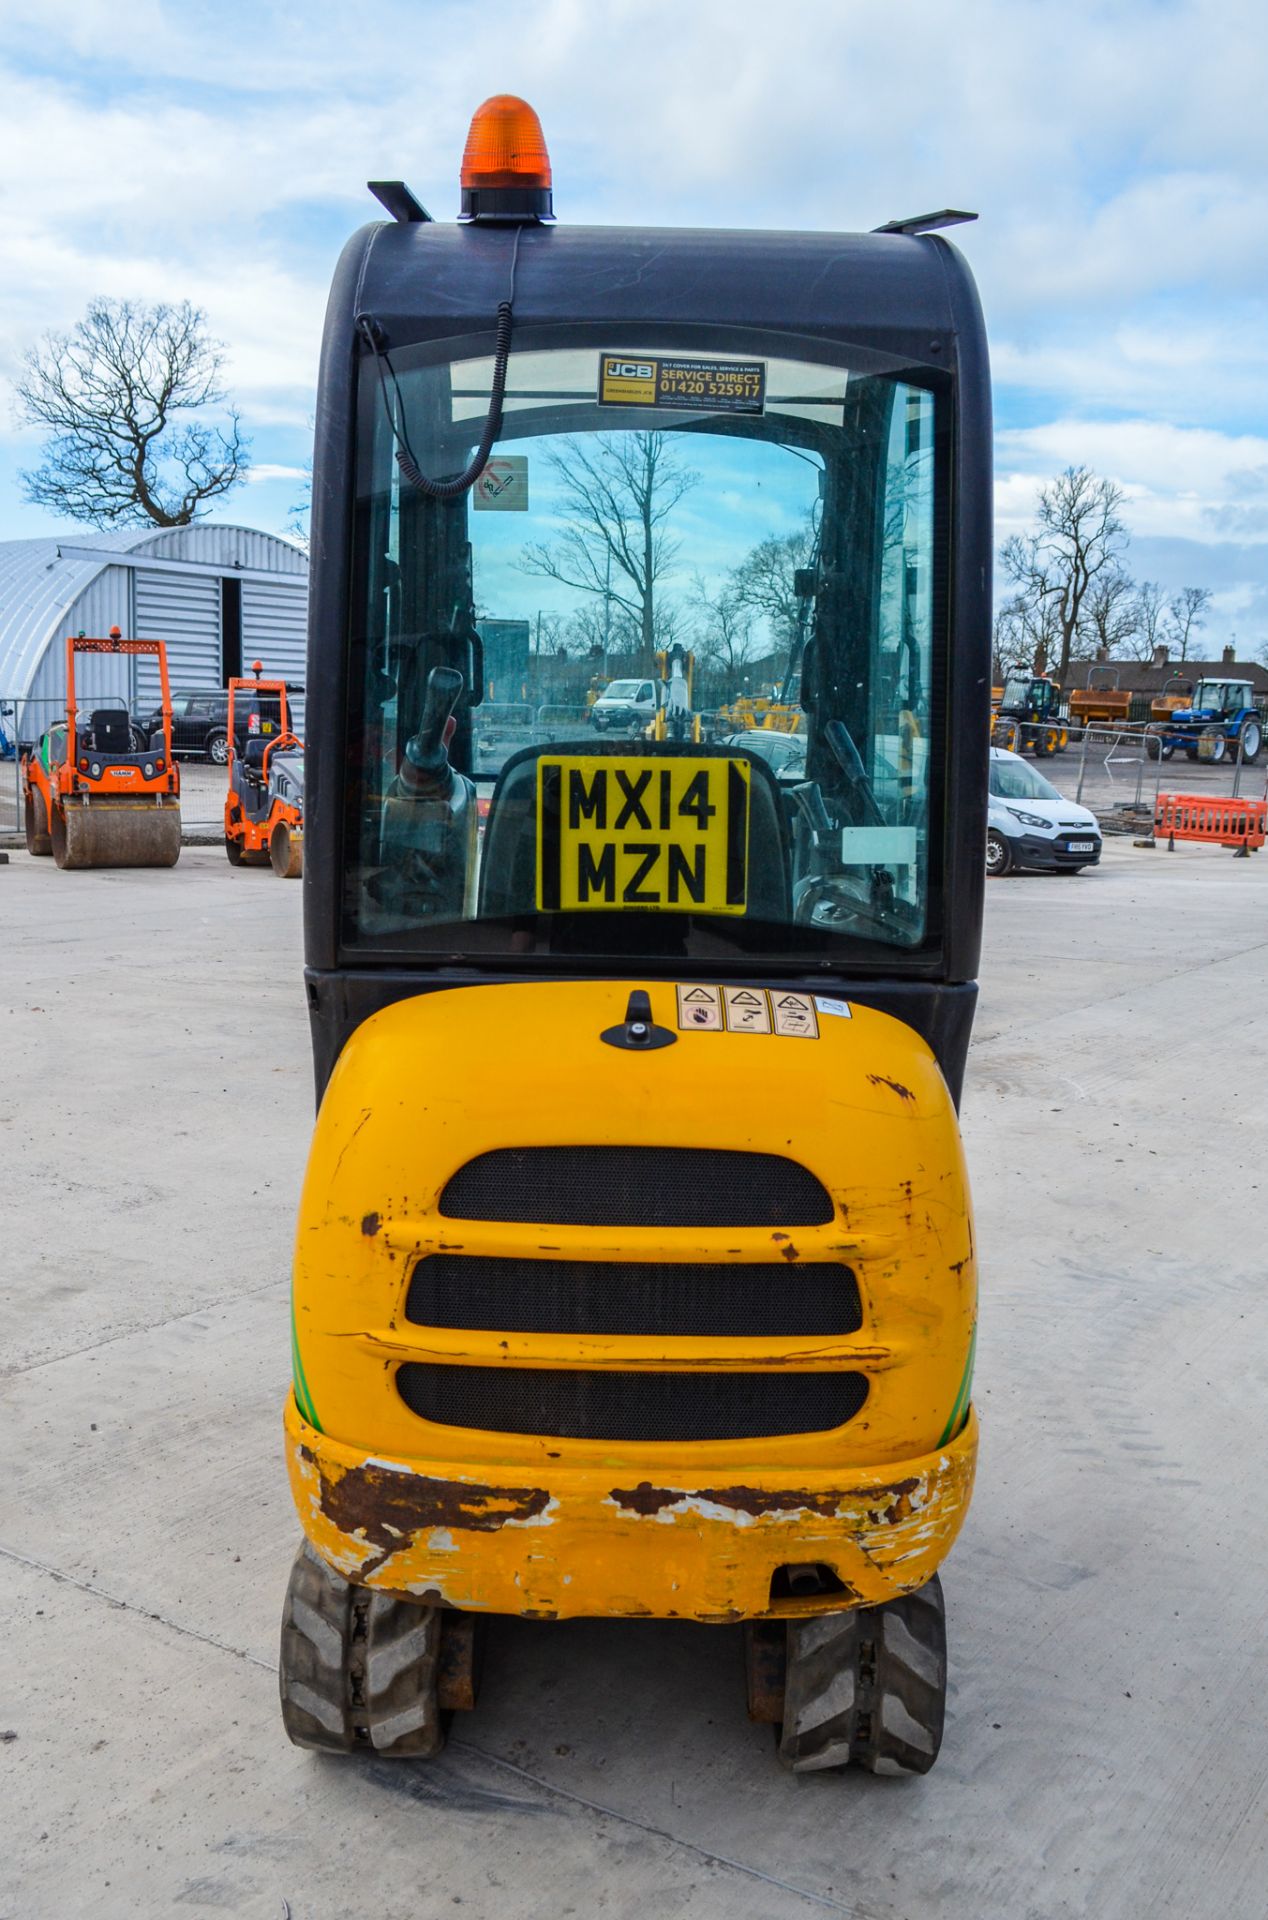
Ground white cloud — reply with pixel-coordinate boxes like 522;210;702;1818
0;0;1266;580
244;463;308;485
997;419;1268;547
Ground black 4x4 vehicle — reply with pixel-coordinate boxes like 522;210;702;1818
136;685;299;764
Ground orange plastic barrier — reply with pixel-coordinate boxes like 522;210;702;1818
1154;792;1266;852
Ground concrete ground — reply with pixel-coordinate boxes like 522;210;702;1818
1;840;1265;1920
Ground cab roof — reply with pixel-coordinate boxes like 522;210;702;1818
337;219;986;377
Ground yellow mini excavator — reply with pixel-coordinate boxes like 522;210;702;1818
279;97;990;1776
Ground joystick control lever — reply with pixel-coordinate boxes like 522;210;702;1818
400;666;464;799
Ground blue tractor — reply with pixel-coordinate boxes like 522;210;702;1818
1156;679;1265;765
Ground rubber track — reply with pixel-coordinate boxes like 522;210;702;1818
779;1575;946;1776
279;1541;445;1757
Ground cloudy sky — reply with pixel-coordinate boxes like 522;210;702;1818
2;0;1265;644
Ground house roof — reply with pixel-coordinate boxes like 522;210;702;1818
1063;657;1268;695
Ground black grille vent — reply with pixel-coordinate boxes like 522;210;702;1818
397;1365;868;1442
439;1147;833;1227
405;1254;861;1337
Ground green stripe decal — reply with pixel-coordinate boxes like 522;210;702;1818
938;1323;976;1447
290;1291;321;1432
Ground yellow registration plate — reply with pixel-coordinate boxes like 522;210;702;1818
536;755;750;914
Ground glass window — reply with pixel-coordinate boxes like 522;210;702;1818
344;341;944;965
989;755;1062;802
1193;682;1247;712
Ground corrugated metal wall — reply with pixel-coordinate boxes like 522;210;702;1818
21;565;135;739
128;525;307;577
3;526;308;741
134;571;224;708
242;579;307;727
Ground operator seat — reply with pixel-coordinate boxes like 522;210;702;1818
478;741;791;925
232;735;275;818
87;709;132;754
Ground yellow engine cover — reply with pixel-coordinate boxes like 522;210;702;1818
287;979;977;1620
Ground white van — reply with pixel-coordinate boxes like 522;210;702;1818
987;746;1101;875
589;678;657;732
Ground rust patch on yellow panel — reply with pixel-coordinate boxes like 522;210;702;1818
867;1074;915;1102
609;1474;925;1525
360;1211;381;1236
311;1456;551;1574
863;1477;921;1525
609;1482;685;1517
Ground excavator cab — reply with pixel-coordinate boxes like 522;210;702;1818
282;98;991;1775
995;673;1068;755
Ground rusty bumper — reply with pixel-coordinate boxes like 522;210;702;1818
285;1394;977;1621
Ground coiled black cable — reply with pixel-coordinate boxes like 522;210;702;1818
357;226;522;502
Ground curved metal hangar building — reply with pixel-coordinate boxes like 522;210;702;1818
0;523;307;736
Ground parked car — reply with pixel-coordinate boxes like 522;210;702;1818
589;678;657;732
987;746;1101;875
135;685;295;764
719;729;808;779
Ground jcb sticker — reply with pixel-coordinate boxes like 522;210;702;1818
599;353;766;414
676;984;722;1030
536;755;750;914
598;357;658;406
723;987;771;1033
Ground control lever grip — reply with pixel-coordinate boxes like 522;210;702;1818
824;719;865;782
823;719;884;826
792;782;834;836
401;666;464;796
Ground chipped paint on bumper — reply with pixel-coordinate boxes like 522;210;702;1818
285;1393;977;1620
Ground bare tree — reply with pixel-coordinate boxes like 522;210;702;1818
1119;579;1168;662
560;601;621;657
16;297;248;527
688;571;762;677
518;433;698;665
1164;585;1213;662
993;590;1060;682
729;521;816;651
1081;566;1139;659
1001;467;1128;685
287;451;313;553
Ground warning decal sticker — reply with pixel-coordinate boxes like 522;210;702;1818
771;992;819;1038
676;985;722;1030
723;987;771;1033
598;354;766;415
675;985;829;1036
473;454;529;511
